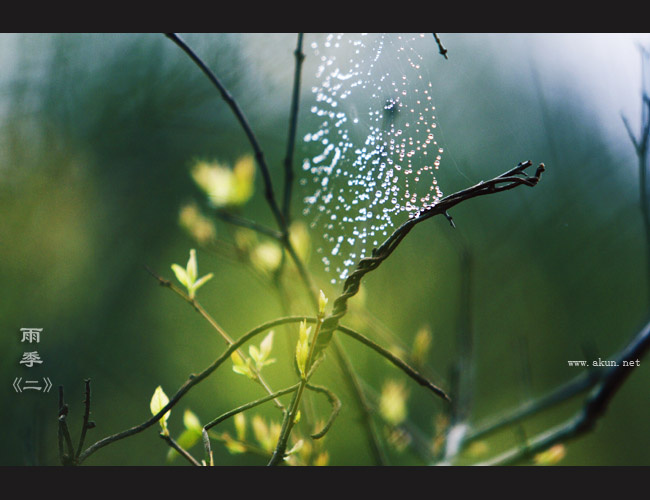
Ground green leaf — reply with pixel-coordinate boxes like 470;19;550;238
166;428;201;462
250;331;275;371
231;351;256;380
172;250;213;299
318;290;329;316
150;385;171;436
171;264;189;289
259;331;274;360
295;320;311;378
192;272;213;293
183;409;202;433
234;413;246;441
186;249;197;284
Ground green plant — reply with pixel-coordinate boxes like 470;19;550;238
53;33;650;467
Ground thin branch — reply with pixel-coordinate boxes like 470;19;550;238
432;33;448;59
475;319;650;466
204;384;300;433
283;33;305;225
305;383;342;440
329;339;388;465
57;386;75;465
622;46;650;302
75;379;94;459
313;161;545;368
202;383;300;464
165;33;286;232
77;315;309;463
214;210;283;241
144;266;284;411
160;434;202;466
336;325;449;402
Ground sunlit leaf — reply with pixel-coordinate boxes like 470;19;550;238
379;379;409;426
183;409;202;433
295;320;311;378
231;351;255;379
534;444;566;465
234;413;246;441
186;249;197;284
150;385;171;436
171;264;189;289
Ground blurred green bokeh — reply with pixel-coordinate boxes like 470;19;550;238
1;33;649;466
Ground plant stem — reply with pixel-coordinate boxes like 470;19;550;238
145;266;284;410
267;314;325;465
160;434;202;466
282;33;305;225
75;379;93;459
77;315;310;463
165;33;287;237
472;319;650;466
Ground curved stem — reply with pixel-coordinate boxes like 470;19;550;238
202;383;300;465
305;383;341;439
77;315;310;463
165;33;286;233
336;325;449;402
145;266;284;410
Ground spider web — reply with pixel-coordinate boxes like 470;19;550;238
300;33;445;284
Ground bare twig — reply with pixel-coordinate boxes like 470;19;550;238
433;33;448;59
283;33;305;225
336;325;448;401
312;161;545;369
622;46;650;301
214;210;283;241
57;386;75;465
75;379;94;459
144;266;284;411
160;434;202;466
475;319;650;466
165;33;286;232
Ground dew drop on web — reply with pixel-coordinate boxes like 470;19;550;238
300;33;445;284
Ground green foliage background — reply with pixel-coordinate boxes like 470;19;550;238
0;33;648;465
